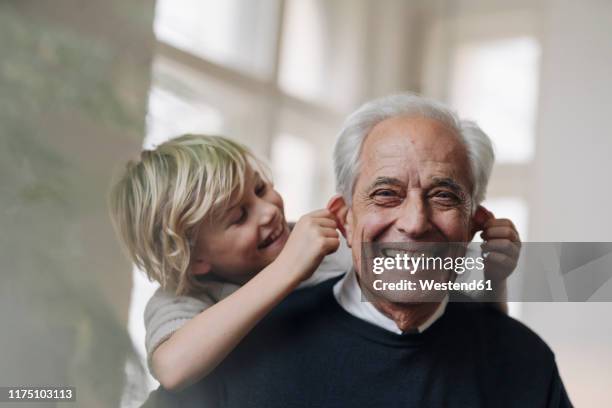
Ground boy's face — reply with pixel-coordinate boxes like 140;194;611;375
192;166;289;284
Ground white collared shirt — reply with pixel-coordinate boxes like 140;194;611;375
333;269;448;334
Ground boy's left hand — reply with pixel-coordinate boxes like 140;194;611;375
473;206;522;283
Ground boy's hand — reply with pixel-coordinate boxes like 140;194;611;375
474;206;522;283
276;209;340;282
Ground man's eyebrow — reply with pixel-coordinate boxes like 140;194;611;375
431;177;466;193
365;177;405;191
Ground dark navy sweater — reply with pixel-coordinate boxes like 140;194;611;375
144;277;572;408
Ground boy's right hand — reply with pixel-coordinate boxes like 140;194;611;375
276;209;340;282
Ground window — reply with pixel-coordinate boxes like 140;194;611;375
154;0;281;79
449;37;540;163
145;83;223;149
271;133;316;220
278;0;369;110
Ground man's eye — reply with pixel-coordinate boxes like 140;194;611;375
430;191;459;204
374;189;397;197
370;189;402;206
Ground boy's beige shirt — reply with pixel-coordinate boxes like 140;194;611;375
143;238;352;369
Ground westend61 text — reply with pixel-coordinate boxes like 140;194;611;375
372;279;493;292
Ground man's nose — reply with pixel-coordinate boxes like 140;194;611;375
395;195;431;238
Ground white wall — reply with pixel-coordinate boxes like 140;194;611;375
523;1;612;406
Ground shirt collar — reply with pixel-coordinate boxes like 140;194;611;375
333;269;448;335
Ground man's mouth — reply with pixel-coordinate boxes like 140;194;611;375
379;243;449;259
382;248;432;258
258;223;285;250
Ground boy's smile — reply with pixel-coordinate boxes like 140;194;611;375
191;166;289;284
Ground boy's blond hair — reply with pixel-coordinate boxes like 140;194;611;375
109;134;267;295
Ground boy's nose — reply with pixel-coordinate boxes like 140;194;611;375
257;200;279;227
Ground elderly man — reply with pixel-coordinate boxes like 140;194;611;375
144;94;571;407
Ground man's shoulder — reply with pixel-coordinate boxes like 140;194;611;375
446;301;567;404
448;300;555;363
266;275;342;324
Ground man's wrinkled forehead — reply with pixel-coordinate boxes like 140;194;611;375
357;115;473;189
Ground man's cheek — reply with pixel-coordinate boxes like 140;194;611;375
359;214;394;242
434;212;471;241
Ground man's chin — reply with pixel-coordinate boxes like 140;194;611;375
358;269;452;304
376;289;446;304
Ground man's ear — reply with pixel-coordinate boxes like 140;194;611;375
470;205;493;241
191;258;212;276
327;194;351;244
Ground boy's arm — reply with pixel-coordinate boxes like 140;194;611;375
151;209;339;391
299;236;352;288
144;288;215;364
152;260;302;391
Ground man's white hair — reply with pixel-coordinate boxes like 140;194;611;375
333;93;495;212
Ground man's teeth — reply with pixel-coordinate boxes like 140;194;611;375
381;249;434;258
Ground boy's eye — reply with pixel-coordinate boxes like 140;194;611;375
233;208;247;225
255;182;267;196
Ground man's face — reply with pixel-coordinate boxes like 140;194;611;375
345;115;475;301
